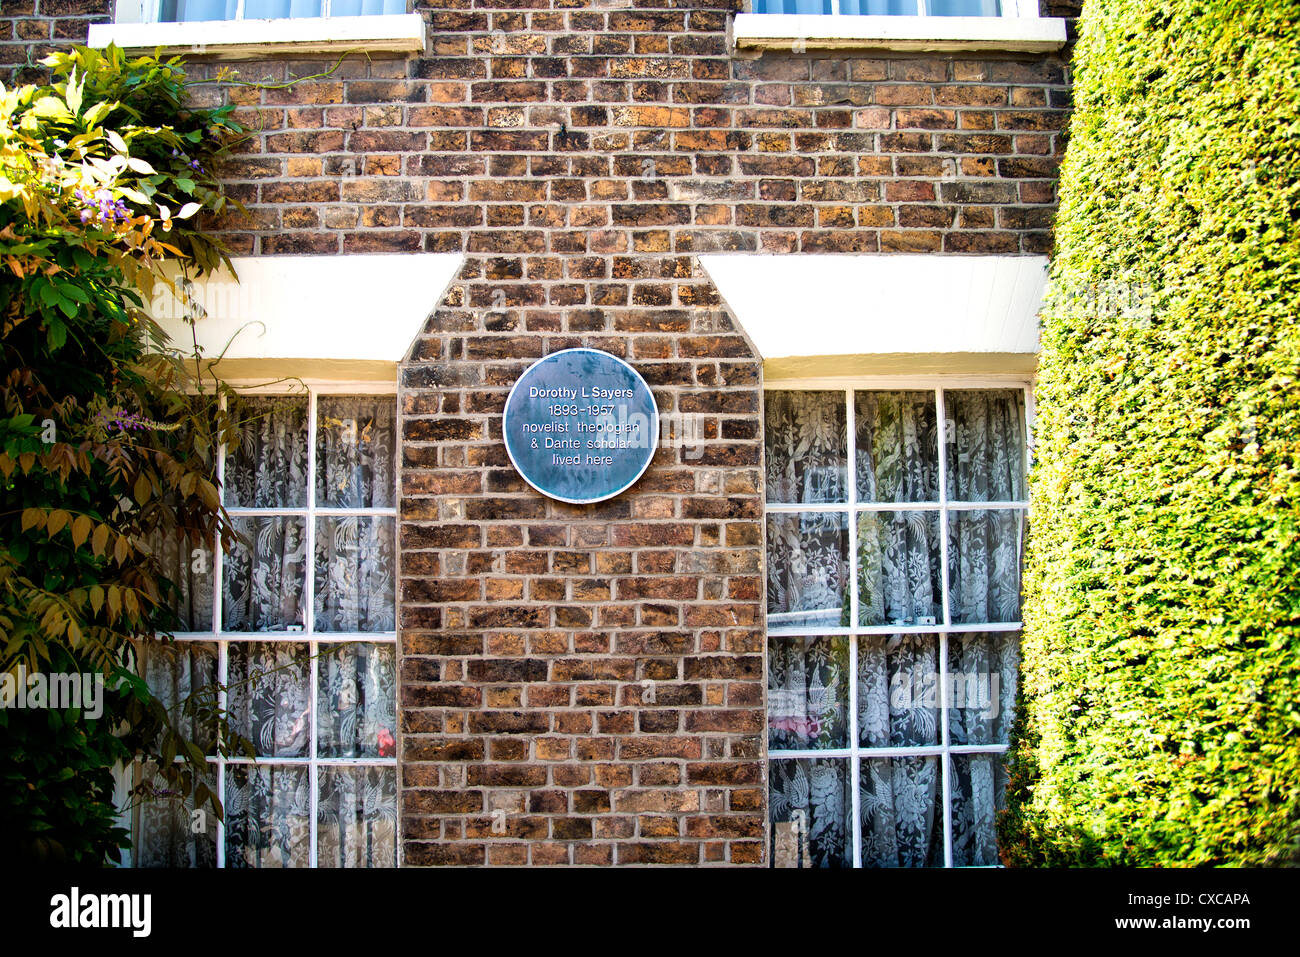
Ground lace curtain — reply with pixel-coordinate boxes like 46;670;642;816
132;394;397;867
315;396;396;509
767;389;1025;868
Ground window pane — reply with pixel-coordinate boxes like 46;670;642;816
856;390;939;503
947;509;1025;624
765;391;847;504
928;0;1000;15
751;0;834;13
947;631;1018;745
314;516;395;632
769;758;852;868
223;516;307;631
951;754;1007;866
244;0;323;16
138;641;219;754
857;633;939;747
856;509;942;626
224;396;309;508
227;642;311;757
145;528;214;632
766;511;849;627
332;0;406;14
225;765;311;868
859;756;943;867
317;643;397;758
315;396;397;508
159;0;238;21
768;636;849;750
840;0;920;14
131;760;217;868
317;766;398;867
945;389;1027;502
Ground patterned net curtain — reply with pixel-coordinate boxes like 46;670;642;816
765;389;1026;868
129;394;398;868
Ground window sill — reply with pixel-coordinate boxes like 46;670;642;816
86;13;426;58
732;14;1067;53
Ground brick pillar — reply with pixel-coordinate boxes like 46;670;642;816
397;262;767;865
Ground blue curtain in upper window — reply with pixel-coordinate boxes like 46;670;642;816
331;0;406;14
750;0;834;14
750;0;1000;12
839;0;920;13
159;0;404;18
927;0;1000;15
160;0;237;21
242;0;322;18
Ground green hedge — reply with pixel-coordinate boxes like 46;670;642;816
1001;0;1300;865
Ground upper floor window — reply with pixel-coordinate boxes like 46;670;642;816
91;0;426;55
153;0;404;22
752;0;1004;13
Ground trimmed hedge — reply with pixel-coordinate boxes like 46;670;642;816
1001;0;1300;865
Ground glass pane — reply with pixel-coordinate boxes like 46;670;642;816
751;0;834;13
929;0;1000;15
317;766;398;868
314;517;396;632
947;509;1025;624
244;0;323;16
840;0;920;16
859;756;943;867
768;636;849;750
765;392;847;504
144;529;214;632
138;641;219;754
945;389;1027;502
951;754;1008;866
225;765;311;868
856;391;939;503
131;760;217;868
857;634;939;747
766;511;849;628
332;0;406;14
315;396;396;508
857;509;942;626
226;642;311;758
224;396;308;508
159;0;238;21
317;643;398;758
947;631;1018;745
223;516;307;631
769;758;852;868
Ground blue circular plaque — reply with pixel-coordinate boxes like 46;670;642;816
503;348;659;504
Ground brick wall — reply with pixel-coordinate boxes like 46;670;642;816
4;0;1079;865
1;0;110;81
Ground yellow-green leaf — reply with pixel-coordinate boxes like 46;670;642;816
46;509;70;537
71;514;92;549
91;522;110;557
134;473;152;505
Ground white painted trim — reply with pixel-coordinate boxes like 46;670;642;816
150;253;462;364
733;13;1067;52
87;13;426;57
699;253;1048;362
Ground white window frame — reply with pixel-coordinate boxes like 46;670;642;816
734;1;1067;53
151;380;399;869
88;0;426;57
764;374;1034;868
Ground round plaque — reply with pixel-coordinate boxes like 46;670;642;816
503;348;659;504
